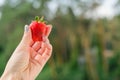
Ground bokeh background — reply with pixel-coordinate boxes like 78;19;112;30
0;0;120;80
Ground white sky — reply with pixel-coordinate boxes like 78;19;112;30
96;0;118;18
0;0;5;6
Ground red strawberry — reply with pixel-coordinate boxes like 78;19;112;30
29;16;49;42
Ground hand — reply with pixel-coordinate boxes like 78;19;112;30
0;25;52;80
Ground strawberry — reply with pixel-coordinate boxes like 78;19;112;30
29;16;48;42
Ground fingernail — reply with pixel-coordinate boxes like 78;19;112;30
24;25;29;32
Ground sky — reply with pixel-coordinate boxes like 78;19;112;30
0;0;4;6
0;0;118;19
96;0;118;18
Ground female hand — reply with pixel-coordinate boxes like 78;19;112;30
0;25;52;80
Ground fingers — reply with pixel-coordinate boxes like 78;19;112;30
20;25;33;45
45;25;52;37
33;41;52;65
38;42;46;55
23;25;31;39
32;41;42;51
30;47;38;58
34;54;43;66
31;41;42;58
24;25;29;32
42;43;52;62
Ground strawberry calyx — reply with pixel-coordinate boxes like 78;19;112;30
35;16;46;23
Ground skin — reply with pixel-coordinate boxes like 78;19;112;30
0;25;52;80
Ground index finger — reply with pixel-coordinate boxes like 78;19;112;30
45;25;52;37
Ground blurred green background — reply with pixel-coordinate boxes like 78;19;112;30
0;0;120;80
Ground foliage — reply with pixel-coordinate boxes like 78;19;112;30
0;0;120;80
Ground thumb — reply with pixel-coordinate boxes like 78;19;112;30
20;25;33;45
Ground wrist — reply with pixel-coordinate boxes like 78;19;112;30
0;72;22;80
